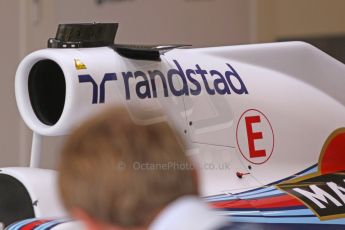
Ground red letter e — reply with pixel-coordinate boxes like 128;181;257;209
245;116;266;158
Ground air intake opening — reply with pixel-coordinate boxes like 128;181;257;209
28;60;66;126
0;174;35;226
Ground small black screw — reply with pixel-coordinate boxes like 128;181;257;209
189;121;193;126
248;165;252;170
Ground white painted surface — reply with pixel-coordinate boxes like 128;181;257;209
0;0;253;168
15;42;345;195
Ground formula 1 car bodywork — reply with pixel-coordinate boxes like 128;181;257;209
2;23;345;229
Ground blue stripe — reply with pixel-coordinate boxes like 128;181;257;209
238;187;277;197
220;208;314;217
6;218;37;230
239;189;283;200
5;219;71;230
265;164;318;186
204;164;318;202
204;193;237;201
204;187;278;202
228;215;316;218
205;195;236;202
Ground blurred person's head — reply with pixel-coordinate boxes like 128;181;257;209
58;106;198;230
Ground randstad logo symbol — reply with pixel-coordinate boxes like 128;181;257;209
78;60;249;104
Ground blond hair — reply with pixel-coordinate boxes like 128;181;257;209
58;107;198;227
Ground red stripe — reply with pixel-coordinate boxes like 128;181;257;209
21;220;50;230
211;194;303;209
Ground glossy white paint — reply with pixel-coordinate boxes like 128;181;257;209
9;42;345;223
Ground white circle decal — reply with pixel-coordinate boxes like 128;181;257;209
236;109;274;165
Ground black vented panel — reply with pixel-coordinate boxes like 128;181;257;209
0;174;35;226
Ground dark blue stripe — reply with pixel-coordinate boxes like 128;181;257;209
233;164;318;195
205;164;318;200
44;223;63;230
239;188;277;197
